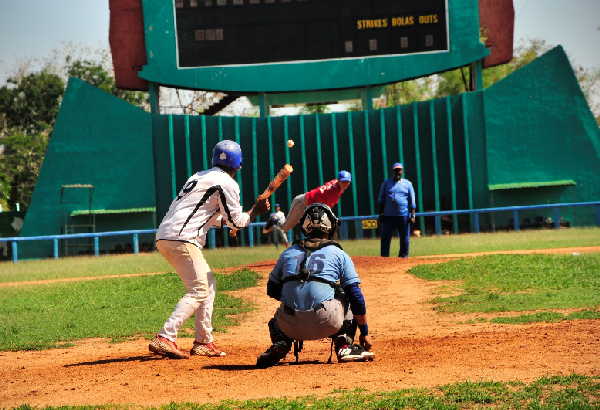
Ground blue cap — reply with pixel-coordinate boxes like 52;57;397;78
392;162;403;169
274;203;280;207
212;140;242;169
338;170;352;182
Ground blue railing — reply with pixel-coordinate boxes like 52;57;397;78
338;200;600;238
1;201;599;263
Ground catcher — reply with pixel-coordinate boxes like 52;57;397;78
256;203;374;368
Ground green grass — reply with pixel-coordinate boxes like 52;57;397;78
491;310;600;324
0;268;259;351
410;253;600;315
340;226;600;257
0;247;282;283
12;374;600;409
2;227;599;283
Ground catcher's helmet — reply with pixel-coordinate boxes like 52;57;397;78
212;140;242;170
300;203;339;238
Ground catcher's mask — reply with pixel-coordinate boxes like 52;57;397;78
299;203;339;239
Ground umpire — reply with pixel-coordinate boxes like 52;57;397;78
377;162;416;258
256;203;374;368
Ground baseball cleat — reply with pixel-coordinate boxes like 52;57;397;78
256;342;291;368
190;341;226;357
336;344;375;362
148;335;189;359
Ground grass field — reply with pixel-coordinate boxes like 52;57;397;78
1;227;599;283
410;253;600;322
13;374;600;409
2;230;599;409
0;269;259;351
2;244;598;351
342;226;600;257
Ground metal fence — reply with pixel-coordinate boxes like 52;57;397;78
2;201;599;263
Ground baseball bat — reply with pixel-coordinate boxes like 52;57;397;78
229;164;293;237
258;164;293;200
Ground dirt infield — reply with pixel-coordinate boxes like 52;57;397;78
1;247;599;407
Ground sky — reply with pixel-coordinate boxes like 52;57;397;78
0;0;599;84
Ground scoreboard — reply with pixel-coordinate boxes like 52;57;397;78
174;0;448;68
134;0;487;92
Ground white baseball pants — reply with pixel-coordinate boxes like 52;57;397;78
156;240;216;344
280;193;307;232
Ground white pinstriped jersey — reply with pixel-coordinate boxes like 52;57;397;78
156;167;250;248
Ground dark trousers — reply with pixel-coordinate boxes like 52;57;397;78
380;215;411;258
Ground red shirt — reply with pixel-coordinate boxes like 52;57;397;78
305;179;343;208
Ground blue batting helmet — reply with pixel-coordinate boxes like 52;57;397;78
338;170;352;182
212;140;242;170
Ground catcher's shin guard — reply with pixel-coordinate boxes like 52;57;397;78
268;318;293;346
332;319;358;346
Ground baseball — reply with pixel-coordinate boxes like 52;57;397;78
287;139;295;148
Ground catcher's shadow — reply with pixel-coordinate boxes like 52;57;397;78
203;360;322;371
64;355;162;367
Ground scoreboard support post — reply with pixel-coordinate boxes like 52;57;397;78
149;82;160;114
469;60;485;91
361;87;374;111
259;93;269;118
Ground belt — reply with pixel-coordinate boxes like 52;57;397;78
283;303;325;316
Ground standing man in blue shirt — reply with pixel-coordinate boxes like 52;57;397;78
256;203;374;368
377;162;416;258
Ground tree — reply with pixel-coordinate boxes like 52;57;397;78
0;70;65;135
383;39;595;105
301;104;330;114
66;58;147;108
0;130;48;210
0;46;150;211
384;77;437;107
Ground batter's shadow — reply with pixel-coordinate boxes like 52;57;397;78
64;355;162;367
203;360;324;371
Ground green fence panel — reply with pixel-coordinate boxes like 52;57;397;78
124;47;600;243
19;78;154;258
485;46;600;227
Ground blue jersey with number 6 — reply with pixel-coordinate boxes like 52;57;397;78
269;244;360;311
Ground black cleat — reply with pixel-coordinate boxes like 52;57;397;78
256;342;291;368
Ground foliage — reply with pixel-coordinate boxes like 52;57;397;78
0;46;149;210
0;70;65;135
0;129;49;209
410;253;600;313
0;269;258;351
384;77;437;107
301;104;330;114
383;38;600;120
66;58;147;108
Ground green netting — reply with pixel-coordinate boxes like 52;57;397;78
489;180;576;191
485;46;600;226
19;46;600;258
19;78;154;258
152;92;487;237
